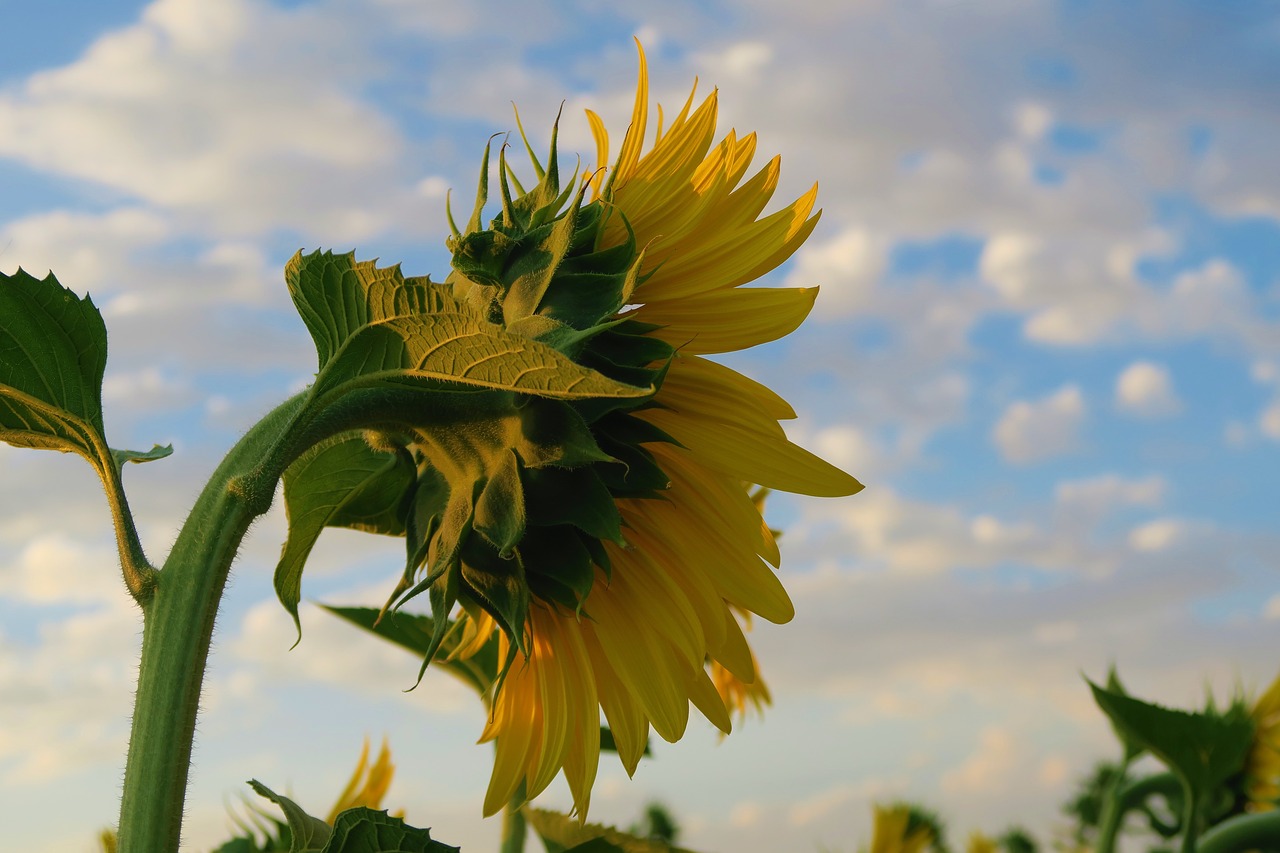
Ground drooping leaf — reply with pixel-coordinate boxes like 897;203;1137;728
247;781;332;853
310;312;653;403
1088;679;1254;798
524;808;700;853
275;434;415;635
110;443;174;470
0;268;109;464
324;807;458;853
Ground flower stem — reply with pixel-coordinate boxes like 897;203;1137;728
116;394;306;852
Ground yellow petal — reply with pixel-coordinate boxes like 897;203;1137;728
635;286;817;354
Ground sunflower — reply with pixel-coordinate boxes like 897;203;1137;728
373;41;860;819
1245;672;1280;810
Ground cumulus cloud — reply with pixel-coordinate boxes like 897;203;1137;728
0;0;432;238
1115;361;1181;417
942;727;1017;794
992;385;1085;464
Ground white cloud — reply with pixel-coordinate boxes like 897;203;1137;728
941;727;1016;794
1128;518;1187;553
1055;473;1166;514
992;385;1085;464
788;778;902;827
785;226;889;315
1115;360;1181;417
230;598;474;713
0;0;428;238
1261;401;1280;441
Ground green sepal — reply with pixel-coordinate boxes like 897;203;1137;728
524;808;700;853
474;449;525;556
522;525;595;613
274;434;416;638
459;537;530;656
505;314;623;359
587;323;678;368
1088;678;1254;802
0;268;109;464
502;179;592;326
595;411;681;450
595;437;672;495
576;528;612;580
524;466;625;545
513;397;614;469
246;781;331;853
325;807;459;852
110;443;174;470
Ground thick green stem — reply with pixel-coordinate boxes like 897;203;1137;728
1197;809;1280;853
500;782;528;853
1179;781;1201;853
116;394;307;853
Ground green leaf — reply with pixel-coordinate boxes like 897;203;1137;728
318;605;499;698
1088;679;1254;797
247;781;332;853
311;312;653;403
110;443;173;470
275;434;415;636
324;807;458;852
524;808;699;853
1104;666;1146;763
286;250;459;371
0;268;109;464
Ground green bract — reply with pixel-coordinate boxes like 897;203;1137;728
276;122;678;685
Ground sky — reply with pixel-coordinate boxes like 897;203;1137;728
2;0;1279;850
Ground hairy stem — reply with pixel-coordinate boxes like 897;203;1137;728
95;440;156;605
116;394;306;853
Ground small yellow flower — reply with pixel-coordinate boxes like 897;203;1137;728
326;737;397;824
965;831;999;853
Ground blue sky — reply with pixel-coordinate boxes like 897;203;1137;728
2;1;1279;850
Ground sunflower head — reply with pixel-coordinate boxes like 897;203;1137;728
285;40;861;823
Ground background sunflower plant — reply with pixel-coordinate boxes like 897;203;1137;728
0;41;858;852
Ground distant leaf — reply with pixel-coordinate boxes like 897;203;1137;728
247;781;331;853
324;807;458;852
110;443;173;470
1104;666;1146;763
525;808;699;853
275;435;415;635
1088;680;1254;796
311;312;653;403
0;268;109;464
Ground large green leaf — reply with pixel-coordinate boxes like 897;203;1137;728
325;808;458;853
524;808;700;853
286;250;459;370
275;434;416;634
0;268;109;461
1088;680;1254;798
310;312;653;402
